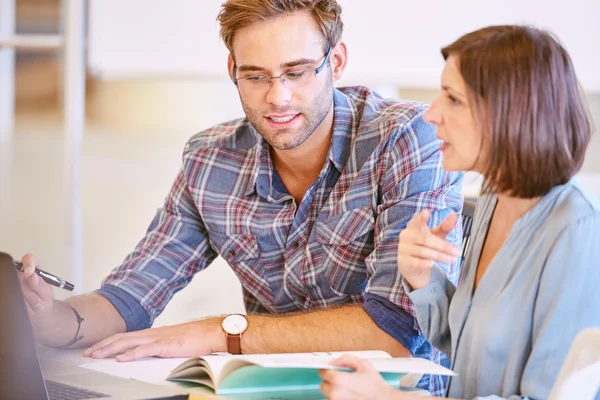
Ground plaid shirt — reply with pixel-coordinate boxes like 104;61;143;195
98;86;463;395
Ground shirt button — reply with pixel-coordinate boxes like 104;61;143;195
297;295;306;302
291;242;299;249
227;250;236;257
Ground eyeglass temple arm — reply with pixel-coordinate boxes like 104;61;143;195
232;64;238;85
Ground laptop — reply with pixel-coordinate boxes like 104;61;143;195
0;251;188;400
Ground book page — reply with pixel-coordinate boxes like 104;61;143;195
235;353;455;375
235;350;391;371
216;350;392;385
231;350;391;365
169;354;253;388
168;350;392;389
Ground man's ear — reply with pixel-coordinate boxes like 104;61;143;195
330;42;348;82
227;54;235;82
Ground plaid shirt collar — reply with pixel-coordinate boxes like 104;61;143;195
245;88;356;200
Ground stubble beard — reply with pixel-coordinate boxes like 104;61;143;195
240;74;334;150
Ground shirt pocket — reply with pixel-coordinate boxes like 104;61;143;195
315;206;375;296
209;232;260;262
207;231;276;304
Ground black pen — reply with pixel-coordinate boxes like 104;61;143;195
13;261;75;291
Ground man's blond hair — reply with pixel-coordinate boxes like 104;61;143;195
217;0;343;59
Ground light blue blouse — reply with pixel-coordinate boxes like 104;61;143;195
406;179;600;399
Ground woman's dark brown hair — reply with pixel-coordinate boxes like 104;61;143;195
442;25;593;198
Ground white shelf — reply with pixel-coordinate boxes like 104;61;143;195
0;34;63;50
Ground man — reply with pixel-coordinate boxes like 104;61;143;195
18;0;463;395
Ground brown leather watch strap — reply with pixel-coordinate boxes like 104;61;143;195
227;334;242;354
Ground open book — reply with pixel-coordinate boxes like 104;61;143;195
166;350;455;395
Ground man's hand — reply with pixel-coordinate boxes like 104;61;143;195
83;318;227;362
17;254;55;317
318;355;402;400
16;253;69;346
397;210;460;290
15;254;127;348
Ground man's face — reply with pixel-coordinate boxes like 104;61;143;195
230;11;335;150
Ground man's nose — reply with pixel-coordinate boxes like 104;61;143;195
266;78;293;106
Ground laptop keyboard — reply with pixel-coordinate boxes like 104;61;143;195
46;380;109;400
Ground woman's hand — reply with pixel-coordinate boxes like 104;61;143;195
397;210;460;290
318;355;399;400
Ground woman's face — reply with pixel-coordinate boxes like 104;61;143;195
424;55;486;173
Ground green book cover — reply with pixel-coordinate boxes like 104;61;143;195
167;351;454;395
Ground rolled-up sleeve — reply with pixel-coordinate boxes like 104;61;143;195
95;284;152;331
363;293;425;353
96;166;217;330
363;114;463;345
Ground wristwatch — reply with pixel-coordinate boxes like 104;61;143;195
221;314;248;354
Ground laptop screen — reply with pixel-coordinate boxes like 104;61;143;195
0;251;49;399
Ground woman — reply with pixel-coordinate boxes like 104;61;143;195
319;25;600;400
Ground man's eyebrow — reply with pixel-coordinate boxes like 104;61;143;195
237;57;319;73
236;64;266;73
281;58;318;68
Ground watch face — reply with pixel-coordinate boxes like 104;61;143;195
222;314;248;335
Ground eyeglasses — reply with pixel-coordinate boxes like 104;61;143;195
232;47;332;92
